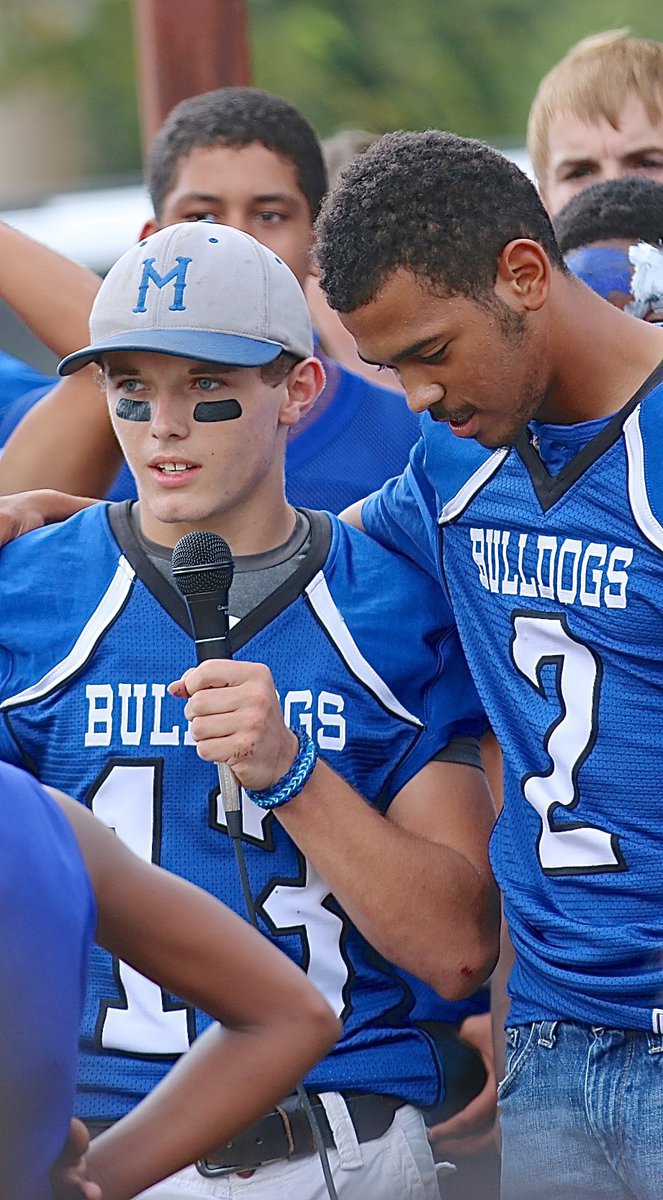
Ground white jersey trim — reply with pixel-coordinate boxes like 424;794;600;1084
438;448;509;525
1;556;135;709
623;406;663;553
305;571;422;727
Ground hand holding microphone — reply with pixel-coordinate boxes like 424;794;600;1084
171;529;244;834
169;531;302;804
169;658;300;791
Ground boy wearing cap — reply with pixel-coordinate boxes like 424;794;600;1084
0;221;498;1200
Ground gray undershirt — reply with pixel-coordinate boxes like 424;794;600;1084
129;502;311;619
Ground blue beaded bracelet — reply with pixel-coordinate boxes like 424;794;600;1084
245;728;318;810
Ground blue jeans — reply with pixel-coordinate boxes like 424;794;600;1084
498;1020;663;1199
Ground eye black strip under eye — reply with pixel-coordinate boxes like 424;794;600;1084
116;397;151;421
193;399;242;422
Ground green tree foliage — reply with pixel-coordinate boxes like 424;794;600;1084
0;0;140;179
250;0;663;143
0;0;662;181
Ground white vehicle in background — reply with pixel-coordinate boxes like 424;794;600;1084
0;182;152;274
0;181;152;372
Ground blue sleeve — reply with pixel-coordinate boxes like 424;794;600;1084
317;518;488;801
361;416;491;578
386;627;488;798
0;351;53;408
0;384;54;445
635;383;663;535
362;436;441;579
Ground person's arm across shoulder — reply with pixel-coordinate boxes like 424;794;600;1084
346;420;492;578
169;661;500;1001
0;489;98;545
341;437;442;578
50;789;340;1200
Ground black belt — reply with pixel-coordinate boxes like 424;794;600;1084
198;1091;406;1175
86;1091;405;1177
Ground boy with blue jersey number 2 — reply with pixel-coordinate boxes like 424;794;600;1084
0;221;498;1199
316;129;663;1200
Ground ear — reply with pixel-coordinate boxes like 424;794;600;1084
279;358;326;428
138;216;160;242
494;239;551;313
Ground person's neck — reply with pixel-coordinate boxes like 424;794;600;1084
137;497;297;558
536;278;663;426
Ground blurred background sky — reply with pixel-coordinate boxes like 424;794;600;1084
0;0;662;205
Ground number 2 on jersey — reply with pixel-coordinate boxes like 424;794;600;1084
511;612;623;875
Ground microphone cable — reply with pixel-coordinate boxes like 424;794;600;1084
173;532;339;1200
224;803;339;1200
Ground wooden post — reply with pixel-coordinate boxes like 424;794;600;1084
133;0;251;152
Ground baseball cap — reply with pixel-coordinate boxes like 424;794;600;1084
58;222;314;376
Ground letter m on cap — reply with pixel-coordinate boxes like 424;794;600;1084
133;256;193;313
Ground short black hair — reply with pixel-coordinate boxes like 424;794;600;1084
553;177;663;255
315;129;566;313
148;87;327;223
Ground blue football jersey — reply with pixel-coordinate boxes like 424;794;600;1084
0;762;96;1200
364;363;663;1032
0;502;485;1120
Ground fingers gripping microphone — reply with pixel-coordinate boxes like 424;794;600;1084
172;531;242;836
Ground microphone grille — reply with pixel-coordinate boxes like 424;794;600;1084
172;531;235;597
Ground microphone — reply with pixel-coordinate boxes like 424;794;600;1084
172;531;242;835
171;530;234;661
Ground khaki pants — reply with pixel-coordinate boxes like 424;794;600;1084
139;1098;439;1200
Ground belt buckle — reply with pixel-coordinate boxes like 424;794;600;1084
196;1159;244;1178
195;1103;297;1177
